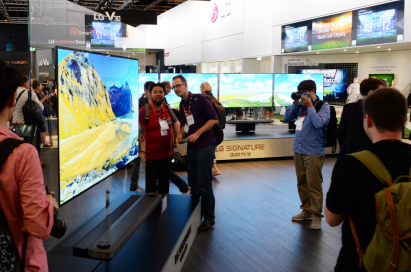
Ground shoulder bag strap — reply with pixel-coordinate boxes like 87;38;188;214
144;103;150;125
192;94;207;120
15;90;26;105
350;150;393;186
348;217;365;268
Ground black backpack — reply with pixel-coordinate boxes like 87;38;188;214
191;94;224;146
0;138;26;272
315;101;338;152
22;91;42;126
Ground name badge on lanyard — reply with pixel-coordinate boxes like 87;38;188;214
159;119;168;136
295;116;305;131
183;94;195;126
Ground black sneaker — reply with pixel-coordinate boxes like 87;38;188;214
129;182;138;191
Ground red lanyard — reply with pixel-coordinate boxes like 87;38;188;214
150;103;166;120
182;93;193;116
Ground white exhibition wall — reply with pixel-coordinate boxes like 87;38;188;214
137;0;411;66
281;50;411;95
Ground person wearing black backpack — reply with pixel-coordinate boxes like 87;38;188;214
0;62;58;271
283;80;330;230
174;75;218;232
200;82;224;176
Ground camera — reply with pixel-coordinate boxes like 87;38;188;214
46;186;67;239
291;91;310;100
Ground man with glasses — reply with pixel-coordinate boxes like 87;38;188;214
283;80;330;230
174;75;218;232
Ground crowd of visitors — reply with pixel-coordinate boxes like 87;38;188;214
1;56;410;271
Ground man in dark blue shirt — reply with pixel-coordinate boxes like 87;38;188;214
174;75;218;232
283;80;330;230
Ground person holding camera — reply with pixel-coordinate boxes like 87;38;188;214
0;62;59;271
283;80;330;230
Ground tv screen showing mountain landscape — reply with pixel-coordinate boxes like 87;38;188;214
57;48;139;205
219;74;273;107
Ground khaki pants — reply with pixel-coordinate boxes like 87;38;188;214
294;152;324;220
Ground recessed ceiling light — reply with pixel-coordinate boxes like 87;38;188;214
343;49;347;51
388;48;392;51
377;46;381;48
316;52;319;54
356;51;359;53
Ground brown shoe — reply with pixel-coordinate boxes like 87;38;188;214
198;220;215;232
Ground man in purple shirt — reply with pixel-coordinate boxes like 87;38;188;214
174;75;218;232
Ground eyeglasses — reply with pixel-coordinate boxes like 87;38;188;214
172;84;185;90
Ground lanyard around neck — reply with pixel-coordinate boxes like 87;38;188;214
183;93;193;116
150;103;166;120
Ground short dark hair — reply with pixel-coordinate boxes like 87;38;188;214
144;81;155;91
20;75;29;86
364;87;407;133
297;80;316;93
172;75;187;85
0;65;21;111
360;77;386;96
33;80;40;90
149;82;165;93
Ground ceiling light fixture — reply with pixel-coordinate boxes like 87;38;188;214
356;51;359;53
388;48;392;51
343;49;347;51
257;57;262;60
377;46;381;48
316;52;319;54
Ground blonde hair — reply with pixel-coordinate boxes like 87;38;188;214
201;82;212;94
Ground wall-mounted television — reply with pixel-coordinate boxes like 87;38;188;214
296;69;348;99
159;73;218;108
219;73;273;107
139;73;159;98
369;73;395;86
274;74;324;107
282;22;311;53
57;47;139;205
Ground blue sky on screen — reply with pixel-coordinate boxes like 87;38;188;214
274;73;324;97
57;48;139;110
219;74;273;95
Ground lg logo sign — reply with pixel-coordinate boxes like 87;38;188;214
211;1;231;23
94;12;121;21
38;59;50;66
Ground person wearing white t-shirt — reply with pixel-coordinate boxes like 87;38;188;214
13;76;44;123
346;77;360;104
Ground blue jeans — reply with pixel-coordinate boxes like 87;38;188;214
186;144;216;222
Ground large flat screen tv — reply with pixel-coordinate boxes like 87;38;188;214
139;73;159;97
219;74;273;107
369;73;395;86
57;48;139;205
159;73;218;108
274;74;324;107
282;22;311;53
296;69;348;99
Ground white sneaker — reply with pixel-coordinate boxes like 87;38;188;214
310;219;321;230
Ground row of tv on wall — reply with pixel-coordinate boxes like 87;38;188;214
142;70;354;108
55;47;393;206
282;0;404;53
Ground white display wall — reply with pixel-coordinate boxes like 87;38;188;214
137;0;411;66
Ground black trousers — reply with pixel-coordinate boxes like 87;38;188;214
146;156;172;195
169;169;189;192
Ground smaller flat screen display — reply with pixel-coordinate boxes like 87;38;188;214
274;74;324;107
160;73;218;108
282;22;311;53
91;21;123;48
138;73;159;97
219;74;273;108
297;69;348;99
369;74;395;86
353;1;404;46
312;11;353;50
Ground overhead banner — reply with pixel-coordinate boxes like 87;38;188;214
94;10;157;27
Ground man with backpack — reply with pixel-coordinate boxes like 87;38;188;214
283;80;330;230
325;87;411;272
174;75;219;232
139;83;180;196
